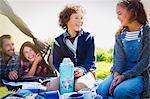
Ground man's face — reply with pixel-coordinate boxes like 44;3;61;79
2;38;15;56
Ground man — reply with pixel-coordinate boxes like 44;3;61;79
0;34;19;82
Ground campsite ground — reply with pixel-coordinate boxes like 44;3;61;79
0;61;112;98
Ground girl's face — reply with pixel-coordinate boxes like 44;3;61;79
116;5;131;27
23;46;36;63
67;11;83;33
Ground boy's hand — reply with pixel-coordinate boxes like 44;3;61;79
74;68;84;78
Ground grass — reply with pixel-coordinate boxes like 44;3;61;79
96;61;112;79
0;61;112;97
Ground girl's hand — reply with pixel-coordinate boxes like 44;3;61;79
113;72;119;78
114;75;126;85
34;53;42;64
109;78;117;96
109;75;126;95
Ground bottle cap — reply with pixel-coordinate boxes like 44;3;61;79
61;58;74;66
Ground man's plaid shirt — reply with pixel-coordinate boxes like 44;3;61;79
0;52;19;79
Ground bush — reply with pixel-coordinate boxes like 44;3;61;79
96;62;112;79
96;48;113;62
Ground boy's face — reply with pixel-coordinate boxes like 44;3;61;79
67;11;84;33
2;38;15;56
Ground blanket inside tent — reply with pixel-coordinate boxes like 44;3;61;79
0;0;56;76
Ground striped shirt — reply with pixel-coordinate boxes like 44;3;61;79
125;31;140;41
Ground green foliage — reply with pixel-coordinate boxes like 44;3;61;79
48;37;54;48
96;48;113;62
0;87;15;97
96;61;112;79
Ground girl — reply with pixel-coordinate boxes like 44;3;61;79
96;0;150;98
19;41;53;77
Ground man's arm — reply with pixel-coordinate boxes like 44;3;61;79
8;55;20;80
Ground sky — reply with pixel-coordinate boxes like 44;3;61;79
1;0;150;49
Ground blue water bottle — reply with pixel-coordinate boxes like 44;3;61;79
59;58;74;94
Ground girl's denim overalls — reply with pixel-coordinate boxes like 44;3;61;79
96;29;144;99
